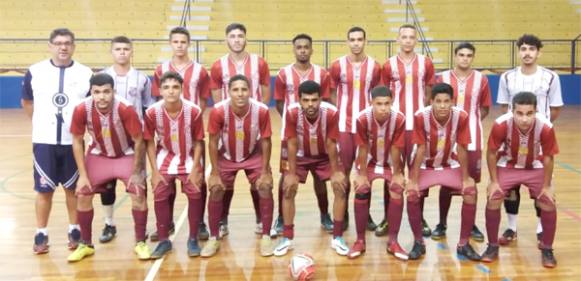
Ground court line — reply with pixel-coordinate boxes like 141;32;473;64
144;165;212;281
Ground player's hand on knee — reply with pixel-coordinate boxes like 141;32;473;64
462;177;475;189
187;168;204;192
151;171;167;191
207;173;225;193
392;173;405;188
75;175;92;196
128;172;146;196
537;186;556;205
330;171;347;193
256;171;273;191
353;174;370;191
486;181;503;201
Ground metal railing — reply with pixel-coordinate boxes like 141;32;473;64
403;0;433;58
0;38;579;74
179;0;192;28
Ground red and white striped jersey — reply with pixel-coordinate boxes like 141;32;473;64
151;61;211;106
208;98;272;162
382;54;435;131
436;70;491;151
355;107;406;173
329;55;382;133
412;106;470;170
283;102;339;158
143;100;204;174
274;63;331;109
71;96;142;158
488;112;558;169
210;53;270;101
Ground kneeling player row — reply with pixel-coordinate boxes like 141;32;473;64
66;72;558;269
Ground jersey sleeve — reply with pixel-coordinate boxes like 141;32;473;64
259;108;272;139
120;106;143;139
327;110;340;141
209;60;223;90
370;63;383;88
411;113;426;145
141;76;155;108
392;114;406;149
548;73;564;107
320;70;332;100
424;58;435;86
283;109;297;140
541;126;559;156
487;122;506;151
151;65;162;98
273;71;286;102
456;112;471;146
496;73;510;105
198;67;212;100
381;61;392;88
479;75;492;107
143;109;156;141
354;117;368;146
329;61;341;90
191;108;205;141
21;70;33;100
259;58;270;86
70;104;87;136
207;107;223;135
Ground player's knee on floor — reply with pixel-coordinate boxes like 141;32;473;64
536;195;556;212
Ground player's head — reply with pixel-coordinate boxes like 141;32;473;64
298;80;321;119
370;86;393;121
454;42;475;70
397;24;417;54
347;26;366;56
159;71;184;104
293;33;313;64
512;91;537;132
48;28;76;64
90;73;115;112
228;74;251;108
169;27;191;58
225;23;247;54
516;34;542;67
431;83;454;120
110;36;133;66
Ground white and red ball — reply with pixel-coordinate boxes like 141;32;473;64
288;253;315;281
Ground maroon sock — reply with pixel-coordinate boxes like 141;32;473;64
387;197;404;243
333;220;344;238
419;195;426;221
260;196;273;235
406;198;423;241
439;187;453;226
383;181;390;219
315;184;329;216
132;209;147;242
199;183;207;223
221;189;234;222
78;209;94;244
278;180;284;218
168;190;176;224
154;200;171;241
459;202;476;246
188;197;202;239
283;224;294;240
540;209;557;249
354;196;369;241
208;199;223;238
251;189;261;223
485;208;501;246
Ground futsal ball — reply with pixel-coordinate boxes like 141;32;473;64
288;253;315;281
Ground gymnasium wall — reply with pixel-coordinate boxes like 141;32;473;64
0;75;579;108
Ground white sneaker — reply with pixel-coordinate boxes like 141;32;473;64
270;226;278;238
219;223;229;238
274;237;293;256
331;237;349;256
255;222;263;234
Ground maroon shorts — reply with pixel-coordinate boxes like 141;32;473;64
218;151;263;189
338;132;356;171
153;174;200;201
497;167;545;198
283;156;332;184
444;151;481;195
78;154;143;196
354;165;393;190
403;131;414;169
418;167;463;191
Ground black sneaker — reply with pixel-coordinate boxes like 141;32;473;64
320;213;333;233
187;238;201;257
99;224;117;243
68;228;81;250
150;222;175;242
541;248;557;268
536;232;543;249
151;240;173;259
421;219;432;237
367;216;377;231
498;228;517;246
431;223;447;240
33;232;49;254
481;244;499;263
408;240;426;260
470;225;485;242
197;222;209;241
457;243;481;261
374;219;388;237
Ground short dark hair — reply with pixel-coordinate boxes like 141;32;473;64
512;91;537;109
225;23;246;35
160;71;183;86
454;42;475;55
49;28;75;43
370;86;392;99
228;74;249;89
90;73;114;89
169;26;190;41
347;26;366;39
398;24;416;33
298;80;320;97
431;83;454;100
516;34;543;49
292;33;312;45
111;36;132;45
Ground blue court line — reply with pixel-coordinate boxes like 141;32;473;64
556;161;581;174
436;242;448;250
501;278;512;281
475;264;490;274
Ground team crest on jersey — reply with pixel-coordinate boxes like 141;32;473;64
52;92;69;109
128;87;138;97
